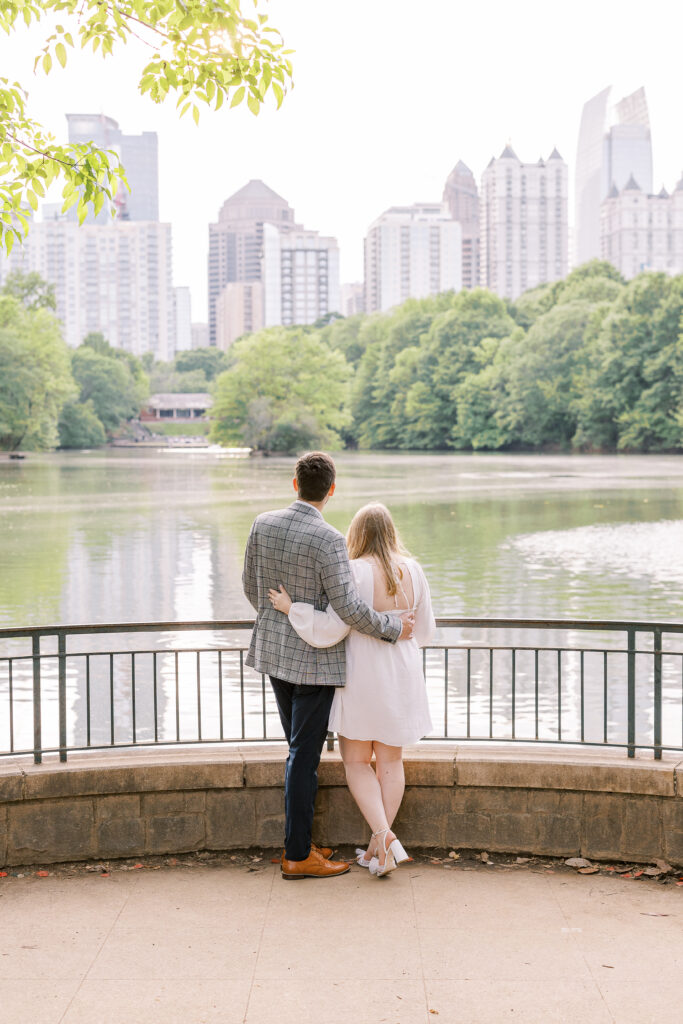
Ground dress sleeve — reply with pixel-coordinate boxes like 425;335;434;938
288;602;351;649
412;563;436;648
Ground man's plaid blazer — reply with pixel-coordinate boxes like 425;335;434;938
242;500;402;686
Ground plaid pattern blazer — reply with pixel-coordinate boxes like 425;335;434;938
242;500;402;686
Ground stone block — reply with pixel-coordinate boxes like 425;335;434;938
206;790;256;849
97;817;145;858
582;794;623;860
662;800;683;830
618;797;663;860
0;768;24;803
95;794;141;821
244;757;285;788
0;807;8;863
142;791;205;817
491;813;538;852
313;787;367;845
146;813;205;854
132;759;244;793
455;755;674;796
8;798;95;864
22;765;139;800
394;788;449;846
663;830;683;867
535;813;582;857
453;787;528;814
318;757;347;787
253;789;285;847
404;756;456;787
445;811;492;850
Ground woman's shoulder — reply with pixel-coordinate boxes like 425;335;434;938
349;557;373;577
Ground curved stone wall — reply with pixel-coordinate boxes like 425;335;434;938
0;745;681;867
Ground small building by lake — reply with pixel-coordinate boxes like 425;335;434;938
141;393;213;422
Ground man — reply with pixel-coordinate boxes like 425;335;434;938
242;451;414;879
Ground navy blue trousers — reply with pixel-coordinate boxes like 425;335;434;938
269;677;335;861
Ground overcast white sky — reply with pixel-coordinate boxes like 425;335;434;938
4;0;683;320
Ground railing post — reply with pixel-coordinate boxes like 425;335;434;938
653;628;662;761
32;633;42;764
58;631;67;762
627;628;636;758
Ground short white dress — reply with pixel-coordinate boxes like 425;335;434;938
288;557;435;746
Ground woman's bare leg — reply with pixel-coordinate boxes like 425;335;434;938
373;740;405;828
338;735;395;866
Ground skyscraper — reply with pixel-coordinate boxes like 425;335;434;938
442;160;480;289
66;113;159;222
601;174;683;279
207;180;296;345
480;145;568;300
574;87;652;266
2;211;175;359
363;204;462;314
262;224;340;329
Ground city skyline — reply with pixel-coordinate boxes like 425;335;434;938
3;0;682;318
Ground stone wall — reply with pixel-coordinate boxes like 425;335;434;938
1;745;681;867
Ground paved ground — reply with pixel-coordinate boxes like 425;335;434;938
1;855;682;1024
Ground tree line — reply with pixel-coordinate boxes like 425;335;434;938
210;261;683;453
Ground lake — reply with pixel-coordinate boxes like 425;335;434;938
1;450;682;754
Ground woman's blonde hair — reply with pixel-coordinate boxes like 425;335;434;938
346;503;410;596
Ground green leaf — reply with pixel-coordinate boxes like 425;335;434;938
192;104;200;125
230;85;245;108
42;52;52;74
247;92;259;115
55;42;67;68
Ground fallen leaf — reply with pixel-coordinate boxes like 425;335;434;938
640;913;670;917
632;871;643;878
270;857;281;864
579;866;599;875
0;872;8;878
516;857;531;865
448;851;460;860
654;859;673;874
621;873;632;879
133;863;144;870
479;852;489;863
615;866;633;874
429;1011;439;1016
602;965;614;969
35;871;49;878
99;872;110;878
565;857;593;869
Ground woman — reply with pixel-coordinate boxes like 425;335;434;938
268;502;435;877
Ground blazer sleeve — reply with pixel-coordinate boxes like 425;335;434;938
287;603;350;649
318;533;401;643
412;563;436;648
242;521;258;612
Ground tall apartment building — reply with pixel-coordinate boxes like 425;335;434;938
172;286;192;353
480;145;569;300
207;180;296;345
262;224;340;329
66;113;159;222
600;173;683;279
209;180;340;348
442;160;480;288
364;204;462;314
340;282;365;317
2;211;176;360
575;87;652;266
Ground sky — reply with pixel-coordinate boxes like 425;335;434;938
4;0;683;321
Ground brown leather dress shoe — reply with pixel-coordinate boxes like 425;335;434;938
281;848;350;880
281;843;333;861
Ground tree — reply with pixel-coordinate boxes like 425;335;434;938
0;1;292;252
210;327;351;452
57;400;106;449
0;269;56;310
0;297;74;450
70;347;141;431
175;347;229;381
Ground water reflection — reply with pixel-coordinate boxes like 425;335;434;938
1;450;682;754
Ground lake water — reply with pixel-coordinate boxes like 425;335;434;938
1;450;682;755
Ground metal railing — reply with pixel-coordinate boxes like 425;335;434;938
0;618;682;763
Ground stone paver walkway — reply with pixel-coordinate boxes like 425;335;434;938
1;858;682;1024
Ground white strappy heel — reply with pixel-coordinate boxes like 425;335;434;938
368;828;410;877
355;847;373;868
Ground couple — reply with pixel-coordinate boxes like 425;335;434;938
242;451;435;879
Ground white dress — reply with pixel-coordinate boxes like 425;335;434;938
288;557;435;746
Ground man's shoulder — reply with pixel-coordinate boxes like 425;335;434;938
252;505;343;542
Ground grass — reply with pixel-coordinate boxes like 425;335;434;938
144;421;209;437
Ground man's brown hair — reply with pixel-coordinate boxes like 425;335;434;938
295;451;336;501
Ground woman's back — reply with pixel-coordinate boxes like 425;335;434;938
357;555;415;613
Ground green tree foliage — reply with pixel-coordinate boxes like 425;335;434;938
57;399;106;449
0;269;56;310
174;347;229;381
0;296;74;450
210;327;351;452
0;1;292;251
70;346;143;431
